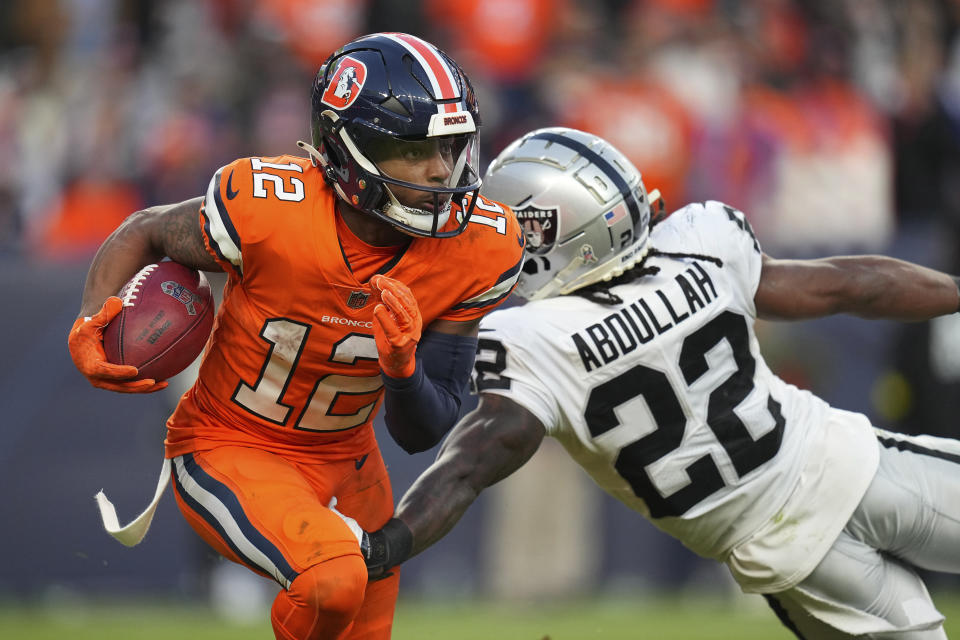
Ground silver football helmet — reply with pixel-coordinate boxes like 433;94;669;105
482;127;659;301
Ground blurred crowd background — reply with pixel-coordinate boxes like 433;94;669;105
4;0;960;621
5;0;960;261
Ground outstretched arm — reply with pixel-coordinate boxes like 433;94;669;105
360;393;546;577
755;254;960;321
397;393;546;557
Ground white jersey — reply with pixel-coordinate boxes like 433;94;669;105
474;201;879;593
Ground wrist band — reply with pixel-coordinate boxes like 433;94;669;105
366;517;413;572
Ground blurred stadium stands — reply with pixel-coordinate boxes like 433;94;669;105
3;0;960;618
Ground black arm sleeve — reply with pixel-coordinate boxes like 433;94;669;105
381;330;478;454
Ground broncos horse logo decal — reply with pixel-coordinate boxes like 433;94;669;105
321;56;368;110
334;66;358;101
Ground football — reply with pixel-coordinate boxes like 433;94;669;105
102;260;215;381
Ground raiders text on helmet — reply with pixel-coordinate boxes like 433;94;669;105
482;127;657;300
302;33;482;238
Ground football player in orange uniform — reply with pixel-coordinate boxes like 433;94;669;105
67;33;524;640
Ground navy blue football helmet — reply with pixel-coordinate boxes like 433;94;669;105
303;33;482;238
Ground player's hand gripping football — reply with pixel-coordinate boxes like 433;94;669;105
370;274;422;379
68;296;168;393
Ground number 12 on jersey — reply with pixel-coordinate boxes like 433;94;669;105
467;196;508;234
232;318;382;432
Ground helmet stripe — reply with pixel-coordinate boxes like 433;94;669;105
528;131;644;227
383;32;460;113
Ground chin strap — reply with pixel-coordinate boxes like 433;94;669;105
299;139;356;205
530;235;651;301
382;189;452;235
297;140;323;167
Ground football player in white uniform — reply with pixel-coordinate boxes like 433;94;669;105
335;127;960;638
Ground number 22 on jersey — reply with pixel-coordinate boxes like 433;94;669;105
478;311;786;518
584;311;785;518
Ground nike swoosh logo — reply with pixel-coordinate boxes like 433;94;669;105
516;232;525;247
355;453;369;470
226;171;239;200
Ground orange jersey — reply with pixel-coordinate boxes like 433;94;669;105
166;155;524;462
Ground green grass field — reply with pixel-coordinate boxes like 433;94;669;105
4;590;960;639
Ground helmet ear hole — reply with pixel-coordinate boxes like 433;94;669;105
322;139;342;169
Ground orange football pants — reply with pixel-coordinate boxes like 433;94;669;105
170;445;399;640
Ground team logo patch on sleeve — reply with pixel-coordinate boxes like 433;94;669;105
322;57;368;110
515;205;558;255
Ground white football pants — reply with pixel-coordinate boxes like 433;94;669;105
765;429;960;639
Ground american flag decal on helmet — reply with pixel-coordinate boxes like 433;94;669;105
604;203;628;227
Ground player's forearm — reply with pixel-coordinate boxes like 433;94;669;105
395;463;483;558
78;198;218;318
359;458;482;576
79;210;166;317
366;396;545;574
381;365;461;454
382;331;478;453
757;255;960;321
826;256;959;321
395;400;545;557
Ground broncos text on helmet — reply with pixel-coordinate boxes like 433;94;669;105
301;33;482;238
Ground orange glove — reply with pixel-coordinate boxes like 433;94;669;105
67;296;168;393
370;274;422;378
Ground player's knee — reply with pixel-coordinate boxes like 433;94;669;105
289;554;367;620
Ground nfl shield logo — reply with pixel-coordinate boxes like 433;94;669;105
514;204;559;255
347;291;370;308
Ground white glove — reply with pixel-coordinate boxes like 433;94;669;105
328;496;410;581
327;497;365;546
